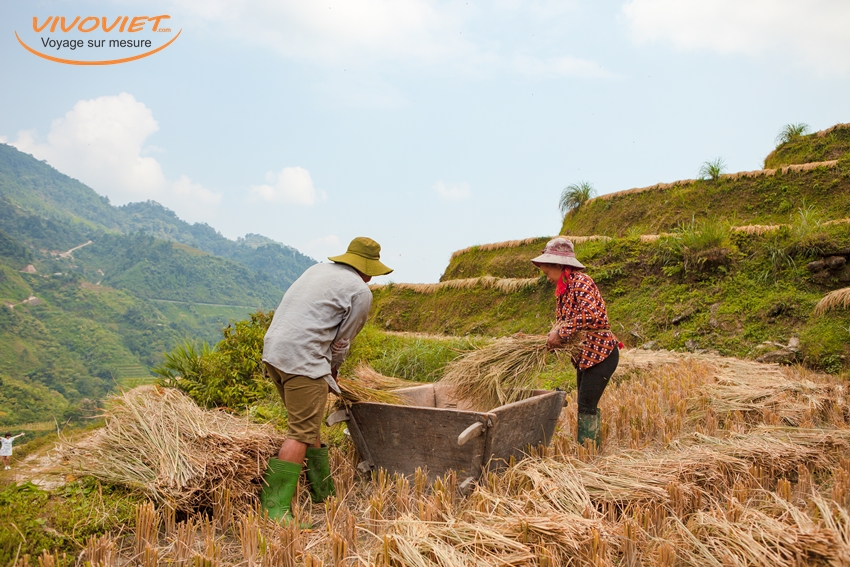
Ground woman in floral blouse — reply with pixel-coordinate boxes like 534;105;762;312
532;237;619;447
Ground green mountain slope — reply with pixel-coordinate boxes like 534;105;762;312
0;144;315;426
117;201;314;289
0;143;315;292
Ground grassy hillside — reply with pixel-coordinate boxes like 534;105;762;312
374;219;850;373
71;233;282;306
764;123;850;168
440;237;550;281
560;158;850;237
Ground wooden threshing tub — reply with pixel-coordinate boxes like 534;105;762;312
327;383;566;484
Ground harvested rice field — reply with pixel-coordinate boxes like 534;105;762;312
19;349;850;567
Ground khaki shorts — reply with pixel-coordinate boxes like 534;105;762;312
265;363;328;444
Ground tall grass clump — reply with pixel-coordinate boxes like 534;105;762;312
760;237;796;282
775;122;811;145
658;217;733;277
786;205;837;258
560;182;596;215
698;158;726;181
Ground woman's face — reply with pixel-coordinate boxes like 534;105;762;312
538;263;568;284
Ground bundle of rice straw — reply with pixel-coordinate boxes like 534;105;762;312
332;363;418;406
61;386;283;510
352;362;417;390
336;376;404;405
439;333;582;412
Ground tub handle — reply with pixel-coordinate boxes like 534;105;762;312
457;422;485;446
327;409;349;426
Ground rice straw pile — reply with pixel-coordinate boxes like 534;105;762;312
66;353;850;567
60;385;283;510
439;333;582;411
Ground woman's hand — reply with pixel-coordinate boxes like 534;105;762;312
546;328;564;350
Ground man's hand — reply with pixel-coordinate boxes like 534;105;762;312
331;367;339;382
546;328;564;351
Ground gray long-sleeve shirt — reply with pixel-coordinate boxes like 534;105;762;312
262;263;372;392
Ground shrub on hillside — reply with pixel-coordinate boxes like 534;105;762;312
784;206;846;258
155;311;273;409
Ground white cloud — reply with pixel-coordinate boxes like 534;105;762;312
11;93;166;200
5;94;223;221
510;54;613;78
168;0;610;80
310;234;341;248
434;180;471;202
171;175;222;206
171;0;470;66
304;234;342;259
250;167;325;205
622;0;850;75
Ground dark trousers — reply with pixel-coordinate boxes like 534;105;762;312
576;346;619;415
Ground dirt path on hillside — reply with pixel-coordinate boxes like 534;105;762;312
1;429;92;490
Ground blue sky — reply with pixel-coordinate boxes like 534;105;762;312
1;0;849;283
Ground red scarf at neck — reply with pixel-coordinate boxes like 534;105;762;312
555;268;572;297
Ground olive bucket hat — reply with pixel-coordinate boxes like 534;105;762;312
328;237;393;277
530;237;585;270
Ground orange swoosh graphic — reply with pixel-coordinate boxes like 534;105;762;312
15;29;181;65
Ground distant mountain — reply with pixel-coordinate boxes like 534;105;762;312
0;144;315;292
116;201;314;291
0;143;316;426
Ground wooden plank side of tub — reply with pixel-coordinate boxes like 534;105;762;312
486;390;566;469
349;402;493;480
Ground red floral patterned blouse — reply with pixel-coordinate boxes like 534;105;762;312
556;271;617;370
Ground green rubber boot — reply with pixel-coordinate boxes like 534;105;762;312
577;411;601;448
259;458;301;523
305;445;336;503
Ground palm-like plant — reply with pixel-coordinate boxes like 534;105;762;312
698;158;726;182
775;123;810;145
559;181;595;216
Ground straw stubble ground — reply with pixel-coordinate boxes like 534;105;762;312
50;351;850;566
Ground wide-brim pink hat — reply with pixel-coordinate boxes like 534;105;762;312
530;237;585;270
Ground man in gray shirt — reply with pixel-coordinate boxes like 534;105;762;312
260;236;392;523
